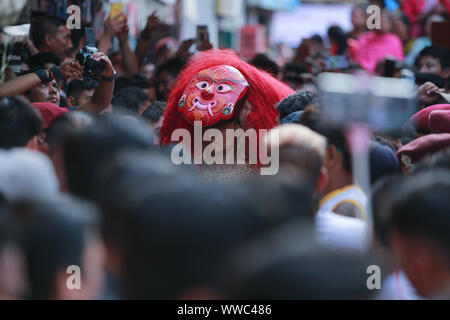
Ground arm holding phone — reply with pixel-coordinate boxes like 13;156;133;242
98;10;138;77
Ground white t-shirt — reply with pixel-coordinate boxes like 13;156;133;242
315;211;368;252
317;185;368;220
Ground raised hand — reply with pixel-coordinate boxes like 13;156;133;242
417;81;445;107
104;14;128;38
91;52;115;78
58;60;83;80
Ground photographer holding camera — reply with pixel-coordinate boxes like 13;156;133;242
0;50;115;115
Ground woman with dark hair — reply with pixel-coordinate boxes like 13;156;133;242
327;25;349;56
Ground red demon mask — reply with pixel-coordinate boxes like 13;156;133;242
177;65;249;127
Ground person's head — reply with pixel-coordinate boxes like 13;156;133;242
416;46;450;80
112;86;150;116
275;91;320;121
141;101;166;144
62;115;154;199
108;51;123;72
280;63;309;91
66;79;97;109
371;174;404;252
23;69;61;106
30;102;70;153
327;25;348;55
369;136;401;185
153;37;178;66
13;197;104;299
377;10;393;34
30;15;73;60
412;147;450;172
113;77;134;96
392;13;411;44
70;27;86;58
0;148;60;203
389;170;450;298
0;96;42;150
351;6;367;31
118;179;295;299
27;53;61;70
265;123;327;202
46;111;94;192
397;133;450;172
249;54;280;77
154;56;186;100
308;34;325;56
313;126;353;198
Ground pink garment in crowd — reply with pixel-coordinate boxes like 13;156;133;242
351;32;404;72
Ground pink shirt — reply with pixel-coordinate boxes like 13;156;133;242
353;32;404;72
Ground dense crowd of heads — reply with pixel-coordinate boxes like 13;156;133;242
0;1;449;299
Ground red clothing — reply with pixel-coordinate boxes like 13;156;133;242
400;0;425;25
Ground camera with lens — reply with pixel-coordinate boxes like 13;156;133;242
75;27;105;79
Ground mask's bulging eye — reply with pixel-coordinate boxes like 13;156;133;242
196;81;210;90
216;83;232;93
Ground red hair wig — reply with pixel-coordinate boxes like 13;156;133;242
160;49;294;145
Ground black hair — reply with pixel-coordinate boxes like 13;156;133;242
398;13;411;28
70;27;85;51
299;104;320;129
113;77;134;96
141;100;166;123
13;197;99;299
414;72;446;88
92;149;313;299
390;170;450;255
132;75;151;89
112;86;149;116
67;79;97;98
412;147;450;172
276;91;320;120
369;136;400;185
0;96;43;149
46;111;93;154
310;34;323;45
415;46;450;71
154;56;186;79
220;222;378;299
327;25;348;55
30;14;67;49
371;174;404;248
281;62;308;84
313;125;352;173
121;180;303;299
249;54;280;77
62;115;154;199
27;53;62;69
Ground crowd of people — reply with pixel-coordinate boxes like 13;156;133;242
0;0;449;300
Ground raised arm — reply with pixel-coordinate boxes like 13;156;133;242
0;61;82;98
117;23;139;77
77;52;115;114
135;12;161;67
97;15;128;55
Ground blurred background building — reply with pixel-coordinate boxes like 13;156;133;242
2;0;366;50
